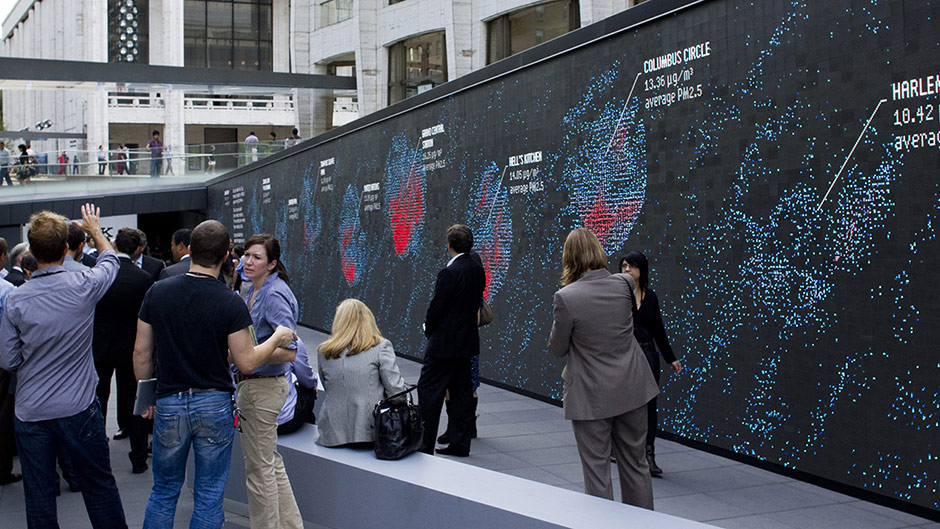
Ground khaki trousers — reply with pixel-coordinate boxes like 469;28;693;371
570;405;653;509
237;376;303;529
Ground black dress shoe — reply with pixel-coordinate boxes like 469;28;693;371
646;445;663;477
132;463;149;474
436;445;469;457
436;433;450;444
113;429;129;440
0;473;22;485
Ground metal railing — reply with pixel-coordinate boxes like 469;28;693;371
183;96;294;112
107;95;294;112
0;140;301;200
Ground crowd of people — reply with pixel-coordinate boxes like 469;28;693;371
0;205;681;527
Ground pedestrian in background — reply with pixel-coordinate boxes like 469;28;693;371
147;130;163;178
97;145;107;175
0;142;13;186
164;145;174;175
620;252;682;477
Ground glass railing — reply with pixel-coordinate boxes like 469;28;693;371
0;141;297;201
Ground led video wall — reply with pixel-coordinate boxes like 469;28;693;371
209;0;939;512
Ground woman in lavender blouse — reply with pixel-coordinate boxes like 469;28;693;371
236;234;303;528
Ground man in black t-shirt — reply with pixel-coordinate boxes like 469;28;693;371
133;220;295;528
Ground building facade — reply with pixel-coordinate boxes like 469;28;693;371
2;0;646;171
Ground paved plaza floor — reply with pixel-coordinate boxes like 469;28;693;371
0;326;936;528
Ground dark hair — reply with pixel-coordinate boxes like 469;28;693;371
20;253;38;273
18;144;27;153
446;224;473;254
189;221;230;267
249;131;256;136
291;128;298;135
244;234;290;285
0;237;7;256
67;224;85;251
232;245;244;258
269;131;276;139
621;251;649;292
152;130;160;136
115;228;142;255
172;228;192;247
27;211;69;264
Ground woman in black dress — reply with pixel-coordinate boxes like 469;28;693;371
620;251;682;476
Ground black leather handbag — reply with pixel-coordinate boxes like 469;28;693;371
373;385;424;460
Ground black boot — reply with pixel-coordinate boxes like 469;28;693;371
437;399;452;445
646;445;663;477
469;396;478;438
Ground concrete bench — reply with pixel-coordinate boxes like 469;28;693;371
222;424;713;529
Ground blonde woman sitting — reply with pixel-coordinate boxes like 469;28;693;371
316;299;407;447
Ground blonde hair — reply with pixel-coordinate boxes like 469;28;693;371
560;228;608;286
318;299;384;359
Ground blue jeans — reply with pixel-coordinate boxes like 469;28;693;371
144;390;234;529
150;158;162;178
14;400;127;529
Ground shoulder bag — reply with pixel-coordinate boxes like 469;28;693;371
373;385;424;460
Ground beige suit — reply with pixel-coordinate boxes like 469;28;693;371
548;269;659;508
316;339;406;447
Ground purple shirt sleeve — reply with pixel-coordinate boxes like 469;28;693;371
0;307;24;371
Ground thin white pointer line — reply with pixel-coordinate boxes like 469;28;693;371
815;99;887;212
606;72;643;155
486;165;509;225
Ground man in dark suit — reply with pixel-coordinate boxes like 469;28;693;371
158;228;191;280
92;228;153;471
5;243;28;286
134;230;165;282
417;224;485;457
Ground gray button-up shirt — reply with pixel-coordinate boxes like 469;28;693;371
0;251;119;421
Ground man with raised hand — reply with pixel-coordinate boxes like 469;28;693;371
0;203;127;528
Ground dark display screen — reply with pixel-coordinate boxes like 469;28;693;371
209;0;939;512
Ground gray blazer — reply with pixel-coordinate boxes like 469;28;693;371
316;339;406;447
548;269;659;420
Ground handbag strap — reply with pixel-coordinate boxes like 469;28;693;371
383;384;418;401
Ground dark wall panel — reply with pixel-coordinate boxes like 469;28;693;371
208;0;939;514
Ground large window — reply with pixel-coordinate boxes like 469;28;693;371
109;0;149;63
326;60;358;129
487;0;579;64
388;31;447;105
184;0;273;70
319;0;353;28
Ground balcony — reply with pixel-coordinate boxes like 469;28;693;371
107;95;297;126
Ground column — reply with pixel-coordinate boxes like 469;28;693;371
85;0;110;175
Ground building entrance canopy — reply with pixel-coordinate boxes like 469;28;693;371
0;57;356;95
